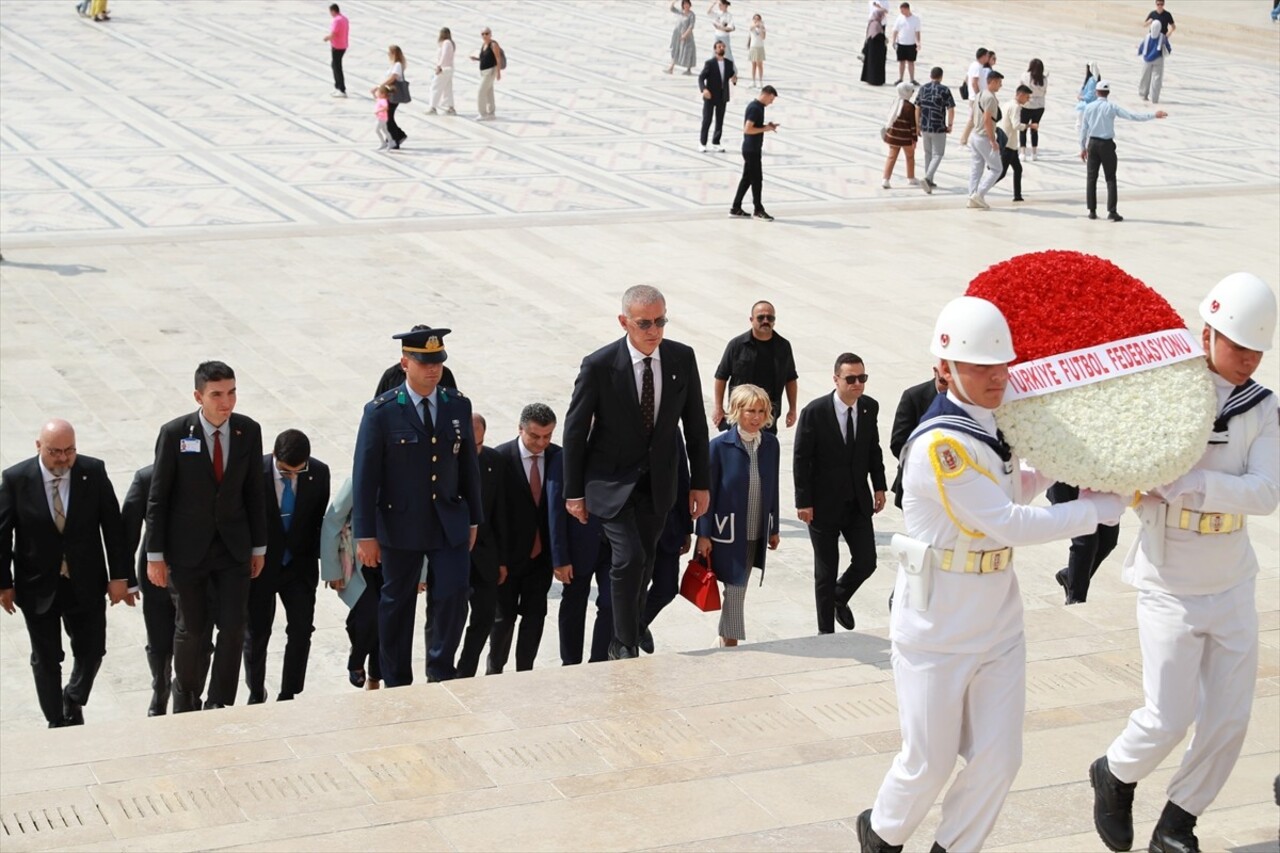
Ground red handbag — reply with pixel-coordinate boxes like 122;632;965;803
680;554;721;612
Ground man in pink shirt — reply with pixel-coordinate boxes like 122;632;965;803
324;4;350;98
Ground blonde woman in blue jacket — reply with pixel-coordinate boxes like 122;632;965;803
695;385;780;646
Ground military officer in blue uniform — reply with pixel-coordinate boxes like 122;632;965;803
353;328;482;685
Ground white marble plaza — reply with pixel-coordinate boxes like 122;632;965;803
1;0;1278;850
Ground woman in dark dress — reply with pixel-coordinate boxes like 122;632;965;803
860;6;888;86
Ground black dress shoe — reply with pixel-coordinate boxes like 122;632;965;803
1090;756;1136;851
928;844;947;853
607;640;638;660
855;809;903;853
277;693;294;702
349;669;366;688
729;207;750;218
1108;212;1124;222
1088;210;1098;220
835;602;856;631
62;693;84;726
203;700;226;711
247;692;266;706
1149;801;1199;853
752;209;774;221
639;626;655;655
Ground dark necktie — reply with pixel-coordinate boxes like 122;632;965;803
212;429;224;484
640;357;655;436
280;475;295;565
529;455;542;558
845;406;855;449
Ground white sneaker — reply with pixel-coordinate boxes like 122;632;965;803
714;144;725;153
445;108;456;115
426;108;438;115
699;144;708;153
968;194;990;210
922;180;933;194
331;91;347;98
1030;149;1038;161
908;178;919;186
882;179;891;189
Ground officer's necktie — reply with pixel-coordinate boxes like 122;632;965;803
212;429;224;484
52;477;69;578
845;406;855;449
529;455;542;559
640;357;655;436
280;474;295;565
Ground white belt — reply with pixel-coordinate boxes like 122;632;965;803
933;546;1013;574
1168;509;1246;535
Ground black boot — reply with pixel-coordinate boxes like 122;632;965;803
929;844;947;853
1090;756;1136;851
856;809;903;853
147;653;171;716
1148;801;1198;853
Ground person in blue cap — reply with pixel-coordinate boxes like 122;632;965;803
352;326;482;684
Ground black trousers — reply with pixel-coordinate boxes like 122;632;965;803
346;567;382;681
1047;483;1121;602
169;537;251;711
642;543;682;628
808;501;877;634
386;102;406;143
733;150;764;212
455;561;499;678
1086;137;1118;214
488;553;553;673
1019;106;1044;148
559;540;614;665
243;561;317;702
331;47;346;93
602;487;665;650
140;563;176;660
700;98;727;145
998;147;1023;199
22;579;106;725
380;544;467;685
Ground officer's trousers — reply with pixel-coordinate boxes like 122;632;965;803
1106;578;1257;816
871;633;1025;851
379;544;468;686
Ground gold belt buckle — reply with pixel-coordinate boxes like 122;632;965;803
984;548;1008;573
1197;513;1240;534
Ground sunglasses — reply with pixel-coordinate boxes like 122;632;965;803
630;317;669;330
841;374;869;385
755;314;776;322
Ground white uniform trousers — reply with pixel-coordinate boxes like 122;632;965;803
871;632;1026;851
1106;577;1257;816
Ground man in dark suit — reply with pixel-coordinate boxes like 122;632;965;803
243;429;331;704
549;484;613;667
889;368;947;509
121;463;177;716
455;413;507;679
488;403;561;673
354;328;483;685
0;419;136;727
146;361;268;712
794;353;888;634
698;39;738;152
563;285;711;660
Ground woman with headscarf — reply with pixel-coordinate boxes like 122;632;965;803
1138;19;1171;103
860;3;889;86
1074;61;1101;130
881;81;919;188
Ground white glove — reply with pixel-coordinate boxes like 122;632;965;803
1080;490;1126;526
1150;470;1206;504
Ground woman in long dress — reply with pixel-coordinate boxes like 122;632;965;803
860;6;888;86
666;0;697;75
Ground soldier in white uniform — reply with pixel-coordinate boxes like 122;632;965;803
1090;273;1278;853
858;297;1125;853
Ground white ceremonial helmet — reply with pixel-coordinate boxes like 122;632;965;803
1199;272;1277;352
930;296;1017;365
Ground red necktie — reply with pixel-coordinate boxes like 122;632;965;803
529;454;542;558
212;429;224;484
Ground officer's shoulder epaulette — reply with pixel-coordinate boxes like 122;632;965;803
372;390;398;408
440;387;466;401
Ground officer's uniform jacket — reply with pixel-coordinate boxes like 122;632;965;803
893;393;1100;654
352;383;483;551
1127;375;1279;595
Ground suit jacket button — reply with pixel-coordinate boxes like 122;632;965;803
431;474;438;481
432;455;438;462
432;493;437;499
432;437;438;444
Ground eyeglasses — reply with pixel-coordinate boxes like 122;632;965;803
44;446;76;457
755;314;776;322
841;374;869;385
629;316;669;330
277;461;309;477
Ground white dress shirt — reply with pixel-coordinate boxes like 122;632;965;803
831;391;856;442
626;338;663;416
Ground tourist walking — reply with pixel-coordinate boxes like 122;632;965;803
1018;58;1047;159
429;27;456;115
471;27;504;120
882;82;919;189
915;66;954;192
1138;19;1172;103
967;71;1004;209
374;46;408;150
324;4;349;98
666;0;697;75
